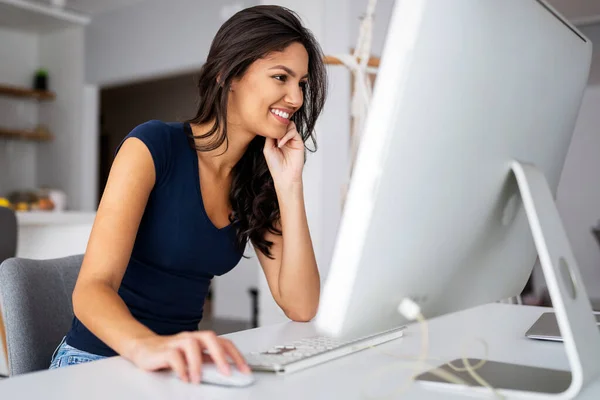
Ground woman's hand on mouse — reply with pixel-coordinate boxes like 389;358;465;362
125;330;251;383
263;121;305;187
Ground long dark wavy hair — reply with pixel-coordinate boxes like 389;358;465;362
186;5;327;258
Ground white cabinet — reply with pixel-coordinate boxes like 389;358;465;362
16;211;94;259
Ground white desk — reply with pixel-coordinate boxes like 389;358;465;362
1;303;600;399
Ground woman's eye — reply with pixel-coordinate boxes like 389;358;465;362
274;75;287;82
300;81;307;90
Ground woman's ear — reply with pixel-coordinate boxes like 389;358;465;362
217;75;236;92
229;78;240;92
229;79;239;92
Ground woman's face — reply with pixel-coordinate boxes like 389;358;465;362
228;42;309;139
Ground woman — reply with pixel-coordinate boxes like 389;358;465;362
48;5;327;385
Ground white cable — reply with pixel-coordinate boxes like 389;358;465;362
388;298;505;399
362;303;468;399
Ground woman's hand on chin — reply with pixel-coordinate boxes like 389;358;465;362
263;121;305;188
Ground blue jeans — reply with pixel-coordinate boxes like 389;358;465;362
48;337;107;369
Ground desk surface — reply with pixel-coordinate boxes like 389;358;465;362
1;303;600;399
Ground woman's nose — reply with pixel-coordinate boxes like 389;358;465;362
285;85;303;108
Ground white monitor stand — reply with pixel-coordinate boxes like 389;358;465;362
416;161;600;399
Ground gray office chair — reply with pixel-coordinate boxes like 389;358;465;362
0;207;17;263
0;254;83;375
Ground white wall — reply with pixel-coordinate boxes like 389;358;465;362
255;0;353;325
546;0;600;21
0;27;39;86
529;24;600;301
85;0;256;87
556;85;600;299
318;0;353;279
80;84;99;211
0;27;39;196
254;0;397;326
213;246;260;321
254;0;403;326
37;26;86;211
349;0;394;57
583;24;600;86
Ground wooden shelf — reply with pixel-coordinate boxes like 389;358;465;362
324;55;380;68
0;84;55;101
0;127;53;142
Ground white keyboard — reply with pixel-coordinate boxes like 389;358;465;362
244;325;406;374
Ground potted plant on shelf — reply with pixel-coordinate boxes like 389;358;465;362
33;68;49;91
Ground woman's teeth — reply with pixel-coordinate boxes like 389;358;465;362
270;109;290;119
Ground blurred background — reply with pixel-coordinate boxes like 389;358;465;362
1;0;600;333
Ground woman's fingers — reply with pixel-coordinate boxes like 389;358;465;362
196;331;231;375
179;335;203;384
278;122;298;148
158;331;249;383
219;338;251;373
167;348;188;383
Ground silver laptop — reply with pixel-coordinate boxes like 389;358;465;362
525;312;600;341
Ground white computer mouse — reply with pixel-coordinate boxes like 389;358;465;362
199;364;255;388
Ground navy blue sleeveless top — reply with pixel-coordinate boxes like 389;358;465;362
65;120;243;356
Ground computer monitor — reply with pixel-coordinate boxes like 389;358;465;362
315;0;600;397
